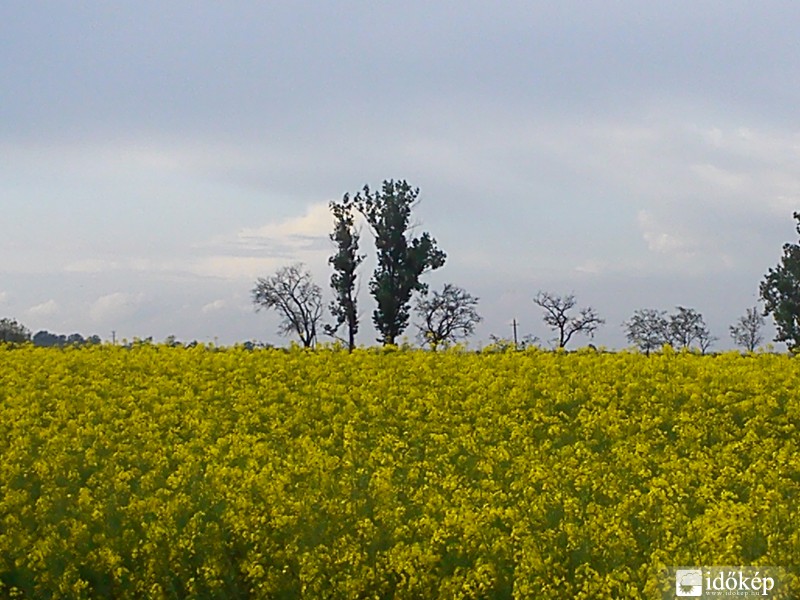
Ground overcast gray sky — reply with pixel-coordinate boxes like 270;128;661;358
2;2;799;348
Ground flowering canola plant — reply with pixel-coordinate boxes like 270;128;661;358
0;344;798;598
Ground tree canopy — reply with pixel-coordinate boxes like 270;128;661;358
0;318;31;344
760;212;800;352
353;180;446;345
623;309;669;355
624;307;714;354
325;196;364;351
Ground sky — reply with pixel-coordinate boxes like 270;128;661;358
2;1;800;349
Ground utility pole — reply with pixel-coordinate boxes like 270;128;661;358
512;319;519;349
111;330;116;345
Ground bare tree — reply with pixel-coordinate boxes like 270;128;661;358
533;291;604;349
415;283;481;349
669;306;714;352
623;309;670;355
697;327;717;355
252;264;323;348
625;306;715;354
730;306;765;352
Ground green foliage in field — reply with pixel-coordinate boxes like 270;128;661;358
0;345;798;598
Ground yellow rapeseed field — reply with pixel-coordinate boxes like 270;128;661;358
0;344;798;598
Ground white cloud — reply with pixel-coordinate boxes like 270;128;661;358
59;202;336;284
636;210;700;258
0;291;7;304
537;117;800;220
64;257;187;275
201;299;226;313
187;202;335;281
90;292;144;323
574;260;609;276
0;138;218;183
27;299;60;317
64;259;124;273
635;209;738;273
233;202;333;252
63;248;317;284
190;256;284;281
690;163;748;192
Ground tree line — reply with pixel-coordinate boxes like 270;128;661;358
0;320;102;347
2;186;799;353
250;180;800;354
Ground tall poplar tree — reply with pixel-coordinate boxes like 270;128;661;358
354;180;446;345
325;195;363;351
